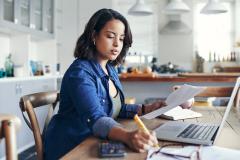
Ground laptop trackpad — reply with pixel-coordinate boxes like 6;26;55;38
161;124;183;132
155;121;188;137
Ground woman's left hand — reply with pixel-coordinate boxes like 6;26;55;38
179;98;194;109
143;100;166;114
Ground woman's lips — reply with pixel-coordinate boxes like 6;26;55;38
111;50;119;55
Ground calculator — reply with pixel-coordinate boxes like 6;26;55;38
98;141;127;158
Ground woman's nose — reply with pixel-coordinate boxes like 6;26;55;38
113;39;119;47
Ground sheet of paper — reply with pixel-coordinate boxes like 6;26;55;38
147;147;187;160
147;145;240;160
142;84;206;119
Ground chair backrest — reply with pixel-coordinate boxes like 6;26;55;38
0;114;21;160
19;91;59;160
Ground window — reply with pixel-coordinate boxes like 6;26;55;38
194;1;234;61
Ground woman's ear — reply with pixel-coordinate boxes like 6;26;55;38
92;31;96;45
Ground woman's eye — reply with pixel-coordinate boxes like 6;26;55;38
120;38;124;41
107;35;115;38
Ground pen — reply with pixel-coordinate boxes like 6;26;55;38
134;114;159;148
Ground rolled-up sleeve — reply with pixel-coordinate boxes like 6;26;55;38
92;117;121;138
118;104;141;118
67;67;120;138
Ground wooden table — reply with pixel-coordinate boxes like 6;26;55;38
61;106;240;160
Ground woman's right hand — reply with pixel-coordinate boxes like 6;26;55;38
125;130;158;153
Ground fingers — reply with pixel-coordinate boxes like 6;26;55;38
130;130;159;152
162;101;167;106
131;132;150;152
155;100;167;107
180;98;194;109
151;131;159;145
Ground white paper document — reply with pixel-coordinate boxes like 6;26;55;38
142;84;206;119
147;145;240;160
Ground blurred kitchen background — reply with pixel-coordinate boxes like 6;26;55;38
0;0;240;77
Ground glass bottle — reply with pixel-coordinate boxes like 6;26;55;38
4;54;14;77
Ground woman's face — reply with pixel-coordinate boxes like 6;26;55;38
94;19;125;62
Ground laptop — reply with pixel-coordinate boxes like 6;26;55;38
154;77;240;145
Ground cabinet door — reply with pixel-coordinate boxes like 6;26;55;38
0;81;27;158
0;78;57;159
33;0;43;30
2;0;15;22
20;0;30;27
0;0;54;38
43;0;54;33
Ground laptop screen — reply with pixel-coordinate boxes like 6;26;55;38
214;77;240;143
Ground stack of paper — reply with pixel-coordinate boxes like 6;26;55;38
147;145;240;160
142;84;206;120
160;106;202;120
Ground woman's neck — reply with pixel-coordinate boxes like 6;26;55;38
98;59;109;75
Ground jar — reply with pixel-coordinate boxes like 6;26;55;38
4;54;14;77
0;68;6;78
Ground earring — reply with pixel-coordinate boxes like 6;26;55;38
93;40;95;45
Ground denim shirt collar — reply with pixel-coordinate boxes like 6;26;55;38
90;60;115;79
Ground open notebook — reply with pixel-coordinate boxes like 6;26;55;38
159;106;202;120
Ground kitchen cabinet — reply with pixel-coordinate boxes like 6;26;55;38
20;0;30;27
33;0;43;30
0;0;55;39
0;77;57;159
43;0;54;33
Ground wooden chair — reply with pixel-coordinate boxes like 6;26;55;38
19;91;59;160
173;86;240;107
0;114;21;160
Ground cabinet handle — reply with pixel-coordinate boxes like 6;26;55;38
15;84;18;94
15;84;23;94
15;84;20;94
19;84;22;94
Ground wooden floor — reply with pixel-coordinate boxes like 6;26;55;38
61;106;240;160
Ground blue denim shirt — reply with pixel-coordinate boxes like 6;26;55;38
44;59;140;159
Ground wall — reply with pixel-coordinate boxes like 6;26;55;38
235;0;240;42
0;33;10;68
55;0;78;74
113;0;159;57
54;0;198;73
158;0;194;70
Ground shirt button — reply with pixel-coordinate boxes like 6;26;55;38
102;99;105;103
87;119;90;123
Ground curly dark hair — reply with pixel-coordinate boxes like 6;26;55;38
74;8;132;66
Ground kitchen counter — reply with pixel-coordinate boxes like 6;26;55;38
0;75;63;83
120;72;240;82
120;72;239;103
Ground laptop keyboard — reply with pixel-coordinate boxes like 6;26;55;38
177;124;215;140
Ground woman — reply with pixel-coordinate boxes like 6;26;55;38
44;8;191;159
